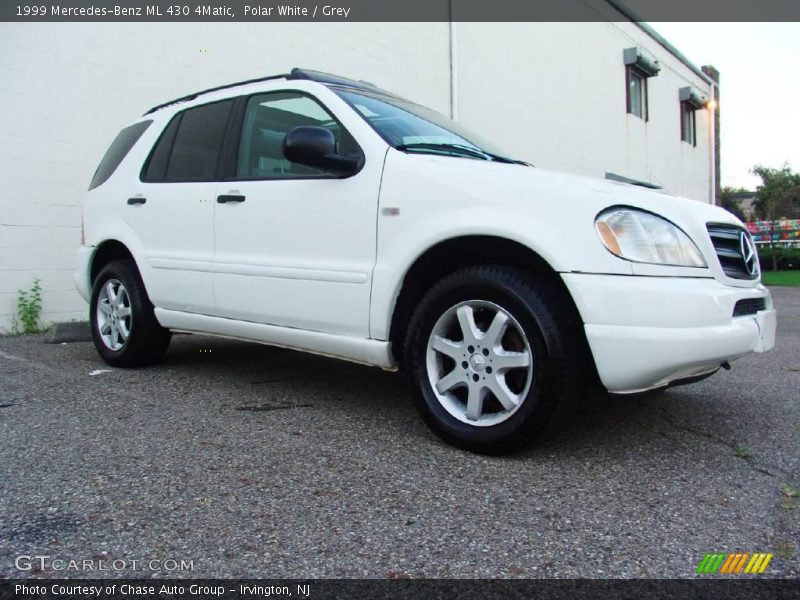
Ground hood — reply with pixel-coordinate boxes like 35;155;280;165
382;150;757;286
387;149;742;231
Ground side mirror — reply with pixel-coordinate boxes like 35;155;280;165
282;126;362;177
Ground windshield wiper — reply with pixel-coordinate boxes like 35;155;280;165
396;142;526;165
396;142;490;160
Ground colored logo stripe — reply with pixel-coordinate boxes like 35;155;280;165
720;553;749;573
697;553;725;574
697;553;773;574
744;553;773;574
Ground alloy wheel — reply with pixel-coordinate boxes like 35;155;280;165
96;278;132;351
425;300;534;427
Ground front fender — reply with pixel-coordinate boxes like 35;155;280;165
369;152;635;340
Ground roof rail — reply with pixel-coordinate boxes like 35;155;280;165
288;68;378;90
142;67;402;116
288;67;404;99
143;73;289;115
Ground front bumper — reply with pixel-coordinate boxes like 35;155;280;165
562;273;776;393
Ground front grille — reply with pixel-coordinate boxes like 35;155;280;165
706;223;759;280
733;298;766;317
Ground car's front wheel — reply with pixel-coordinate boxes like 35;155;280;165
404;266;583;454
90;259;171;367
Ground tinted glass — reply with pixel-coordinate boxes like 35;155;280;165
236;92;358;179
142;115;180;182
166;100;233;181
89;120;152;189
335;88;513;160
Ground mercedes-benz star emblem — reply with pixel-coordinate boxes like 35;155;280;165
739;231;758;277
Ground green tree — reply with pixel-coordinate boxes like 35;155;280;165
720;186;749;221
751;164;800;271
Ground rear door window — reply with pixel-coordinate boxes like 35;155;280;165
166;100;233;182
141;100;233;183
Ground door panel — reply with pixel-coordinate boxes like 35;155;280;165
126;99;233;313
125;182;217;313
212;92;382;337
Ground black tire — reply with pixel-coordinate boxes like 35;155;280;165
90;259;171;367
404;266;584;454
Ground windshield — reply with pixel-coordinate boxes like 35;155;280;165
333;87;524;164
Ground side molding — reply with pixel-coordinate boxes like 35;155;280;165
154;308;398;370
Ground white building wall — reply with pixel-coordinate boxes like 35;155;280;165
0;22;450;331
456;21;714;202
0;20;713;331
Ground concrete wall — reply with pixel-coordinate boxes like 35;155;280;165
456;21;714;200
0;20;714;331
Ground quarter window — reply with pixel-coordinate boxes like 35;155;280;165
236;92;359;179
90;120;152;189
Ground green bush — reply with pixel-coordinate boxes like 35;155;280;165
15;278;44;334
757;246;800;271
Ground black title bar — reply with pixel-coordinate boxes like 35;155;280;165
2;0;800;22
2;579;800;600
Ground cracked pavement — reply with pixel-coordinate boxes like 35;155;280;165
0;288;798;579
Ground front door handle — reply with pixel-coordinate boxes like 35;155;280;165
127;197;146;205
217;194;246;204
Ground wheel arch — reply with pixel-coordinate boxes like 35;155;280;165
90;239;137;285
387;235;597;381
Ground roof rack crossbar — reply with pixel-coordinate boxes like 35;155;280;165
143;73;289;115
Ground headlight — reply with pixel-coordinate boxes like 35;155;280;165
595;207;706;268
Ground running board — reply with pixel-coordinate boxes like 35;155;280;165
154;308;397;370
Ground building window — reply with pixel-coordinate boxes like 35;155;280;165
678;86;707;147
680;101;697;146
627;67;647;119
623;48;660;121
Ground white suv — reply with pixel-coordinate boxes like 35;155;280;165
75;68;776;453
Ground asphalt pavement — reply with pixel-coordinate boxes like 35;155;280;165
1;288;798;579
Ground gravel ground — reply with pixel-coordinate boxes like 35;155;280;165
0;288;798;579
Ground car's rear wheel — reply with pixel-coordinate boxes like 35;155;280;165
404;266;583;454
90;259;171;367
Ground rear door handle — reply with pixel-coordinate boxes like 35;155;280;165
127;197;146;205
217;194;246;204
